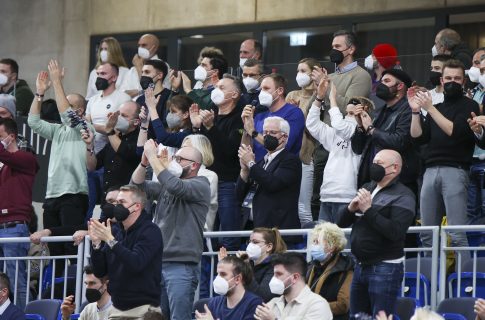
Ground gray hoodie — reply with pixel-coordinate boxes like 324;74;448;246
134;170;210;263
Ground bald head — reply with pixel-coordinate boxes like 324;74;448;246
178;146;203;164
374;149;402;175
139;34;160;57
240;39;262;60
436;28;461;52
67;94;86;112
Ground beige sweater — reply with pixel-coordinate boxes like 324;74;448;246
286;88;317;164
305;65;372;126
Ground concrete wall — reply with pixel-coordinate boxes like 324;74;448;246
0;0;90;99
0;0;483;98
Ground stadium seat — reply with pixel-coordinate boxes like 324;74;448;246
436;297;476;320
403;272;430;306
24;299;62;320
395;297;418;320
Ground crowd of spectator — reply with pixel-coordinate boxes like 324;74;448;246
0;26;484;319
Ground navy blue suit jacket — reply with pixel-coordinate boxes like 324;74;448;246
2;301;25;319
236;148;302;241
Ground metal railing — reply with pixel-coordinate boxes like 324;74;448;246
0;236;84;313
439;225;485;303
0;225;483;313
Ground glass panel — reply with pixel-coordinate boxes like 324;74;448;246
355;17;436;87
266;26;343;91
178;32;253;76
90;37;168;70
450;12;485;49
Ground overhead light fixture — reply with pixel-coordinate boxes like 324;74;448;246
190;34;204;39
290;32;307;46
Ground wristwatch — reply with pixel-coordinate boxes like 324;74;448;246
248;160;256;168
107;130;116;136
251;130;259;138
366;125;375;134
107;239;118;249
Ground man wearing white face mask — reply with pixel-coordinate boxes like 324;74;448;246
364;43;400;114
467;53;485;225
240;59;267;114
94;101;141;198
241;73;305;162
195;256;262;320
254;252;332;320
307;79;374;223
190;74;244;251
128;34;172;94
238;39;263;76
173;52;228;111
432;28;472;69
131;143;210;320
0;58;34;117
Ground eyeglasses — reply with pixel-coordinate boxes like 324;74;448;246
173;155;195;163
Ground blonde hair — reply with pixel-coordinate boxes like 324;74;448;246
410;308;444;320
182;134;214;167
311;222;347;252
96;37;128;69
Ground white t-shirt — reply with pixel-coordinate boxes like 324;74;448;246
86;89;131;153
86;66;140;100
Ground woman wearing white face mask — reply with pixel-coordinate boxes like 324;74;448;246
86;37;140;100
219;227;287;302
307;222;353;320
285;58;322;227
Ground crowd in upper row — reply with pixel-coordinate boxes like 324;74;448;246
0;26;485;319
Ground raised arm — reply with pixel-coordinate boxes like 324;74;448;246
48;60;70;114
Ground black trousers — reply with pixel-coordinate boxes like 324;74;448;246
43;193;88;276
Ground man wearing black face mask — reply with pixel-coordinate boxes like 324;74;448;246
338;149;415;318
136;60;171;130
236;116;302;246
90;185;163;318
30;187;120;246
61;265;112;320
410;59;481;250
429;55;452;107
352;68;420;196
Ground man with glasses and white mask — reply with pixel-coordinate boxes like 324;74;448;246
131;141;210;320
237;116;302;247
240;59;267;114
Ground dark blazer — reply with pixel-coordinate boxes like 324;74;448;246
351;97;420;187
236;148;302;236
2;301;25;319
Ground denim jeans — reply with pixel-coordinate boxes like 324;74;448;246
350;262;403;318
87;167;104;220
217;181;241;250
319;202;348;223
0;224;30;310
160;262;200;320
467;161;485;225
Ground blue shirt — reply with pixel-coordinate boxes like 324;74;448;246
253;103;305;161
336;61;358;74
208;290;262;320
